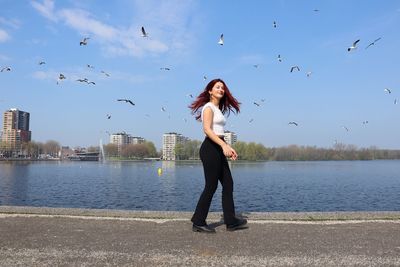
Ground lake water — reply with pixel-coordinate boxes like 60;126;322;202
0;160;399;212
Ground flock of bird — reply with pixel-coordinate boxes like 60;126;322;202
0;15;397;145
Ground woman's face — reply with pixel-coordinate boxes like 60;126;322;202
209;81;225;100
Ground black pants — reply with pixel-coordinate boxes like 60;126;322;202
191;137;236;225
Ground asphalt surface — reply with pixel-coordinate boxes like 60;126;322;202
0;206;400;266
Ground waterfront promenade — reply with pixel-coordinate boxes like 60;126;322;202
0;206;399;266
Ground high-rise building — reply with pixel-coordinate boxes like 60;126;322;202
110;132;145;145
224;130;237;146
162;132;188;160
110;132;129;145
1;108;31;148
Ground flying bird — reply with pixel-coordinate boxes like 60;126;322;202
38;61;46;65
249;119;254;123
1;66;11;72
218;34;224;45
187;94;194;98
313;9;320;12
253;102;260;107
384;88;391;94
365;37;381;49
141;26;148;37
101;70;110;77
342;126;349;132
347;39;360;51
306;71;313;77
160;67;170;71
253;64;259;68
56;73;66;85
288;121;298;126
290;66;300;72
161;107;166;112
87;64;95;69
106;114;111;119
80;37;90;46
277;54;282;62
395;99;398;105
273;21;277;28
117;99;135;106
76;78;89;83
362;121;369;125
203;75;207;81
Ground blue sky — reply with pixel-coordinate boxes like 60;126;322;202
0;0;399;150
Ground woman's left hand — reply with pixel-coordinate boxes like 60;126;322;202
230;147;238;160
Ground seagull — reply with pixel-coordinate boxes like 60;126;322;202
88;81;96;85
38;61;46;65
76;78;89;83
288;121;298;126
277;54;282;62
101;70;110;77
117;99;135;106
273;21;277;28
384;88;391;94
106;114;111;119
160;67;170;71
80;37;90;46
342;126;349;132
218;34;224;45
57;73;66;85
365;37;381;49
253;101;260;107
290;66;300;72
347;39;360;51
306;71;313;77
1;66;11;72
141;26;148;37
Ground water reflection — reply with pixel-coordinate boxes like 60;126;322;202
0;162;31;205
0;160;399;211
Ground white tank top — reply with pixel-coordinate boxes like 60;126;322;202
201;102;226;136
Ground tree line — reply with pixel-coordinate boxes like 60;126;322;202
2;139;400;161
103;142;158;159
174;140;400;161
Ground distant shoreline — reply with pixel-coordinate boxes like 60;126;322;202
1;158;399;163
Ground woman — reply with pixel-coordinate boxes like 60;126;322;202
189;78;248;233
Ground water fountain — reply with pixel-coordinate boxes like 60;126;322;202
99;139;106;163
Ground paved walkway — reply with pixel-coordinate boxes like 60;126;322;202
0;206;400;266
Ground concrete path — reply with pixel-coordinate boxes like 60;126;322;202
0;206;400;266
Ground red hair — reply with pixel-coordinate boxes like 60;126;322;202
189;78;241;121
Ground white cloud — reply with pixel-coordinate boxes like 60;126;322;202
0;28;10;42
31;0;58;22
0;54;11;61
30;0;198;58
0;17;22;29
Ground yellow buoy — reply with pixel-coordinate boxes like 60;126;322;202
157;167;162;176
